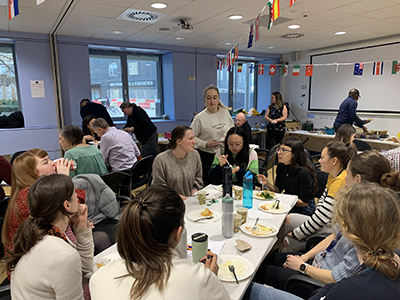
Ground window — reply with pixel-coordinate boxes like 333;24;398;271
217;61;257;112
89;51;162;119
0;45;19;116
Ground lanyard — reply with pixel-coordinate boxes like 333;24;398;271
321;231;342;258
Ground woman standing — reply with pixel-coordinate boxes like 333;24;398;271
7;174;93;299
152;125;203;200
191;85;234;185
209;126;258;186
89;186;229;300
59;125;108;178
258;137;317;216
265;92;288;149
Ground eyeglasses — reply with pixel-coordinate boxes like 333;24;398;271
277;147;292;153
228;143;243;149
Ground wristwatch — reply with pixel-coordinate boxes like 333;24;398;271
299;263;308;274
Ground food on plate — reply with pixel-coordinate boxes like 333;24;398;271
96;262;106;269
260;203;285;212
200;208;213;217
245;223;276;236
256;190;276;199
219;258;247;279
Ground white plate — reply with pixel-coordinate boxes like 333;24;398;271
187;209;221;223
258;202;290;214
240;221;278;238
218;255;255;282
93;253;121;272
253;191;278;201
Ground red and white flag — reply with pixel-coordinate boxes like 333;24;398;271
255;14;260;42
8;0;19;20
373;61;384;75
305;65;313;76
290;0;297;7
37;0;46;4
258;64;265;75
269;65;276;75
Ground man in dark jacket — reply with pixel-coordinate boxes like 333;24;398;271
80;99;115;127
235;112;255;144
120;102;158;151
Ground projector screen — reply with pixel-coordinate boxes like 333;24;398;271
309;42;400;114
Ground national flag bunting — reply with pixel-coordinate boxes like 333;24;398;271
37;0;46;4
353;63;364;76
259;64;265;75
392;60;400;74
249;63;255;74
248;24;254;49
267;0;280;30
238;63;243;73
373;61;384;75
234;44;239;60
281;65;288;76
305;65;313;76
292;65;300;76
255;15;260;42
8;0;19;20
269;65;276;75
290;0;297;7
231;48;235;64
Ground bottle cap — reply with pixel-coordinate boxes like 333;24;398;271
244;171;253;180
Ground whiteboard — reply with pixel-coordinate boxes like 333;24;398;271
309;42;400;113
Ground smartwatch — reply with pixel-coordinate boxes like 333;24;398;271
299;263;308;274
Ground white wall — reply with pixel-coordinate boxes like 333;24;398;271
280;36;400;136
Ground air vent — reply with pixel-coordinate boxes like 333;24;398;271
117;9;167;23
281;33;305;39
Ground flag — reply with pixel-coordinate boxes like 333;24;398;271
248;24;254;49
37;0;46;4
290;0;296;7
259;64;265;75
219;60;223;70
292;65;300;76
373;61;384;75
267;0;280;30
216;60;219;70
234;44;239;60
249;63;255;74
226;53;230;70
353;63;364;76
281;65;288;76
231;48;235;64
305;65;313;76
269;65;276;75
392;60;400;74
255;14;260;42
238;63;243;73
8;0;19;20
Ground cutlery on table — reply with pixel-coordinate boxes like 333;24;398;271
251;217;259;233
228;265;240;285
272;199;280;210
193;216;214;222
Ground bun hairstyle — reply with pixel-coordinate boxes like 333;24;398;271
380;172;400;192
116;186;185;299
348;151;394;186
168;125;192;150
334;182;400;280
325;141;356;169
203;84;231;110
6;174;75;272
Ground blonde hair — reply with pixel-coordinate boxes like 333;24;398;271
203;84;231;110
1;149;48;246
334;182;400;280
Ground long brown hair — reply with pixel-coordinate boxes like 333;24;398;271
6;174;75;272
203;84;231;110
325;141;356;170
116;186;185;299
271;91;284;109
1;149;48;246
334;182;400;280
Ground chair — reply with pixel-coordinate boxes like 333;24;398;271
315;170;329;200
141;144;158;158
0;197;9;218
254;148;269;177
284;275;324;299
353;139;372;151
129;155;155;191
100;172;132;205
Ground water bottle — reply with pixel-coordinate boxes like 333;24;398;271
221;193;234;238
243;171;253;209
222;165;232;197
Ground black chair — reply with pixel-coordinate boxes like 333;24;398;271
284;274;324;299
10;150;26;165
315;170;329;200
254;148;269;176
353;139;372;151
261;144;280;181
0;197;9;218
100;172;133;205
141;144;158;158
130;155;155;191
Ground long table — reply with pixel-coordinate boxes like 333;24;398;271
93;185;297;300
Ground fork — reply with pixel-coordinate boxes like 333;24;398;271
193;216;214;222
251;217;259;233
228;265;240;285
272;199;280;210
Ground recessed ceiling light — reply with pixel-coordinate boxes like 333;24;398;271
288;24;301;29
224;42;234;46
157;27;171;31
175;37;184;40
267;46;276;49
228;15;243;20
151;3;167;9
335;31;346;35
111;30;124;34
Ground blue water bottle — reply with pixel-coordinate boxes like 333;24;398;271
243;171;253;209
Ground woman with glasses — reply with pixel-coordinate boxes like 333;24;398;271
209;126;258;186
258;137;317;216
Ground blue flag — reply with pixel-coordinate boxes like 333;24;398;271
247;24;254;49
353;63;364;76
249;63;254;74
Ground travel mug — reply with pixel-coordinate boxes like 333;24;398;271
191;233;208;263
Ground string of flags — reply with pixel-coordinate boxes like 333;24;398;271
8;0;46;21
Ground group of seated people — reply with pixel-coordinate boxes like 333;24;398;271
2;85;400;299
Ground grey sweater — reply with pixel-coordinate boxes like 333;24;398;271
152;149;203;196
